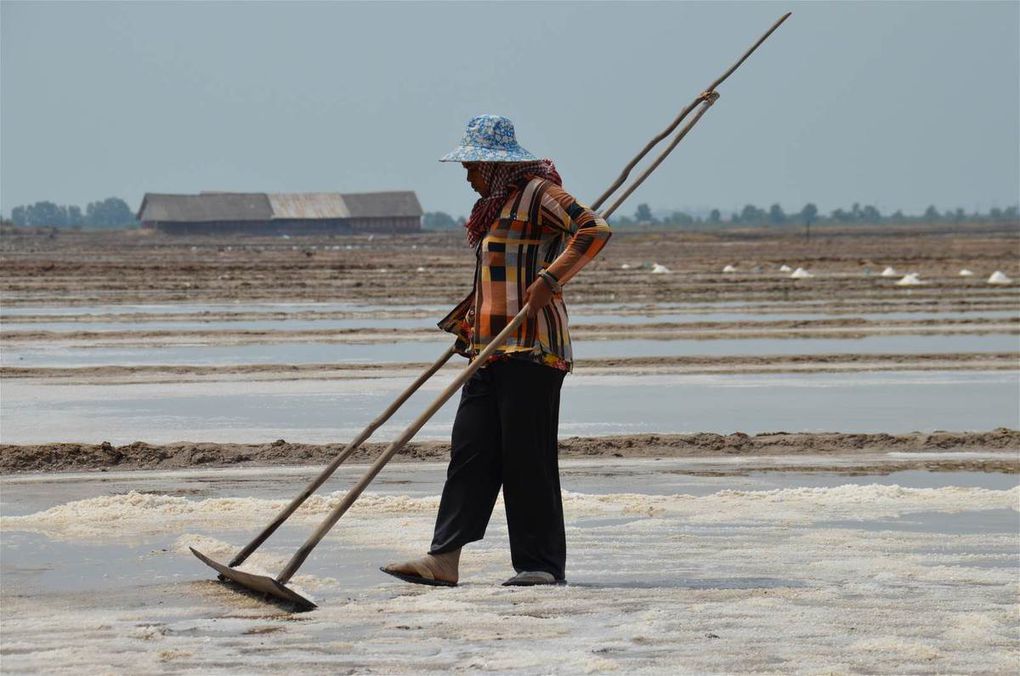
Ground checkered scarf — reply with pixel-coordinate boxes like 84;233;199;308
465;160;562;247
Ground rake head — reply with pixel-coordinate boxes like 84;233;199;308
190;547;317;612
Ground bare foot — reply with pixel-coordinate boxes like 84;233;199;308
382;549;460;585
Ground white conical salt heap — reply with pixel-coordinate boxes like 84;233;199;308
722;264;737;273
958;269;975;277
789;268;814;279
779;264;792;272
880;266;898;277
896;273;923;286
651;263;671;274
987;271;1012;284
620;263;631;270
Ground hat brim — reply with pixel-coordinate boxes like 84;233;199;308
439;144;538;163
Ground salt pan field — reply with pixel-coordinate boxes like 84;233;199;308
2;458;1017;673
3;226;1018;673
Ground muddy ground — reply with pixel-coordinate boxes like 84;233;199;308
3;429;1017;475
2;352;1017;384
2;315;1017;346
2;225;1018;307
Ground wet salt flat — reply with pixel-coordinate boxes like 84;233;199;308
2;459;1017;673
3;333;1018;368
4;458;1018;516
3;371;1017;445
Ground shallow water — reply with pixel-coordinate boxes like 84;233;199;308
3;333;1018;368
3;371;1017;445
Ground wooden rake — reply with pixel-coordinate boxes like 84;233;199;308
192;12;790;611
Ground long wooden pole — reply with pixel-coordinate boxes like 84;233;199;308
600;96;717;219
227;344;457;567
591;12;791;215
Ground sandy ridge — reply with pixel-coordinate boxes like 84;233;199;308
3;352;1016;383
3;350;1015;383
2;429;1016;474
2;316;1018;346
2;300;1018;324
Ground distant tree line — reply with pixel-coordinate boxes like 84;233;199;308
9;197;138;229
423;202;1018;232
422;211;466;230
611;202;1019;229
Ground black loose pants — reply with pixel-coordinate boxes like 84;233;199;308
429;359;567;580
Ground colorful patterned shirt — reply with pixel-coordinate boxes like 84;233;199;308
438;178;612;372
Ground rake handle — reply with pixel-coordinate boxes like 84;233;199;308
276;306;532;584
600;97;717;220
227;343;457;568
591;11;791;215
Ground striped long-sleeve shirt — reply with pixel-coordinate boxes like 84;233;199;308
438;178;612;372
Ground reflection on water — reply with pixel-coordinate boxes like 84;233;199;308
2;371;1017;444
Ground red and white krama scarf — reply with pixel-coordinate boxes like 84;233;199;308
464;160;562;247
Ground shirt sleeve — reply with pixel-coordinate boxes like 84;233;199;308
538;182;613;286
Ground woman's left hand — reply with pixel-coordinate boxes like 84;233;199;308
523;277;554;317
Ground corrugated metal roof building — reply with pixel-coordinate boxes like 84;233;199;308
137;191;422;235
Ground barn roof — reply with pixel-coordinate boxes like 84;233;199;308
268;193;350;219
138;191;422;222
339;191;423;218
138;193;272;223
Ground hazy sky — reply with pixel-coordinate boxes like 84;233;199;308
2;1;1018;218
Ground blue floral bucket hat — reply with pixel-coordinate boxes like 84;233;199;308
440;114;539;163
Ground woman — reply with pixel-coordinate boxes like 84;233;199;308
382;115;611;587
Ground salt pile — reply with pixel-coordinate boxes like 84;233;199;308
789;268;813;279
959;269;975;277
0;490;442;538
779;264;792;272
880;267;898;277
722;264;738;273
896;273;923;286
651;263;671;274
987;271;1012;285
5;485;1017;539
620;263;631;270
415;267;426;272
